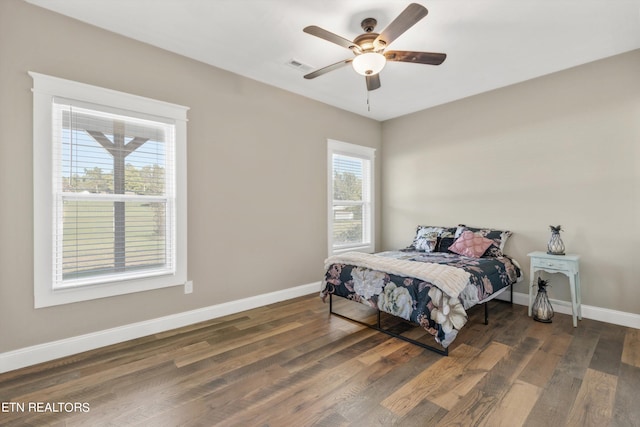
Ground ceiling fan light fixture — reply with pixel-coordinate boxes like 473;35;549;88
352;52;386;76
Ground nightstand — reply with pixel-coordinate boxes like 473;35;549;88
527;251;581;327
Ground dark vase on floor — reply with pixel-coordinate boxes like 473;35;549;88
533;278;554;323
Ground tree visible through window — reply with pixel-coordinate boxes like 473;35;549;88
328;140;375;255
332;154;365;245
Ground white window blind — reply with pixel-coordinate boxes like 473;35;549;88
52;99;176;288
328;140;375;255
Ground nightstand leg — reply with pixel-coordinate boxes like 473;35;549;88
575;271;582;320
569;274;578;327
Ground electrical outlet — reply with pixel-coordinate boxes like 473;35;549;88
184;280;193;294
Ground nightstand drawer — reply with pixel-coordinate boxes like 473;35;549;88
531;257;571;271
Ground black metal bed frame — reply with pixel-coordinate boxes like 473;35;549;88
328;284;514;356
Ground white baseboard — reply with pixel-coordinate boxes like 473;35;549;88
0;282;320;374
495;291;640;329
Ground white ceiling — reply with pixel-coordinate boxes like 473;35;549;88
26;0;640;121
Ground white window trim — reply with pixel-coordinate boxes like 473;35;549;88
327;139;375;256
30;72;189;308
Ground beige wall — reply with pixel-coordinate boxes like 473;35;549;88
0;0;381;352
381;50;640;314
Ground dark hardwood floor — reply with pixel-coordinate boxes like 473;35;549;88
1;294;639;426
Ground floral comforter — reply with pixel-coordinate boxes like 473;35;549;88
321;251;521;348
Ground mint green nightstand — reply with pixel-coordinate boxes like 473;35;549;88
528;251;581;327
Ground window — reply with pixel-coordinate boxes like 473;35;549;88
327;140;375;255
30;72;189;307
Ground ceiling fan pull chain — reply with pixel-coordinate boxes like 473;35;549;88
367;90;371;112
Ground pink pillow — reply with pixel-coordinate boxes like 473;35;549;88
448;230;494;258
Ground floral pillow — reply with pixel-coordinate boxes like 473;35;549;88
434;227;458;252
448;230;494;258
407;226;444;252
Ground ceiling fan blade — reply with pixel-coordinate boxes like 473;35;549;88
384;50;446;65
374;3;428;49
303;26;361;52
366;74;381;91
304;58;353;79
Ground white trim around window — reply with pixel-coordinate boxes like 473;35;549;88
327;139;375;256
30;72;189;308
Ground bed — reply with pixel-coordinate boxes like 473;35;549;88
320;225;522;355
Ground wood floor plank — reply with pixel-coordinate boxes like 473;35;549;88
256;347;410;427
480;379;542;427
137;364;292;427
380;344;480;416
282;327;380;373
467;341;512;372
399;398;448;426
518;331;572;387
612;362;640;427
173;321;304;367
435;388;496;427
524;370;582;427
335;344;433;423
337;344;428;422
565;368;617;427
429;341;511;410
555;330;600;380
0;325;228;399
589;326;625;376
217;358;370;426
152;315;250;339
354;335;413;366
433;335;541;426
621;327;640;368
10;351;177;404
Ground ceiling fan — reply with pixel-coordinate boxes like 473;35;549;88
303;3;446;91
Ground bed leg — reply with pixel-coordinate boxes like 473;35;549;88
329;293;333;314
484;303;489;325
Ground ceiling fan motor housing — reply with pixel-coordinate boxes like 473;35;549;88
361;18;377;33
353;33;379;53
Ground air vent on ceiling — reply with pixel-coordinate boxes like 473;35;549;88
286;58;314;73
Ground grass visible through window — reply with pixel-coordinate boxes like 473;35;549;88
62;201;166;279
